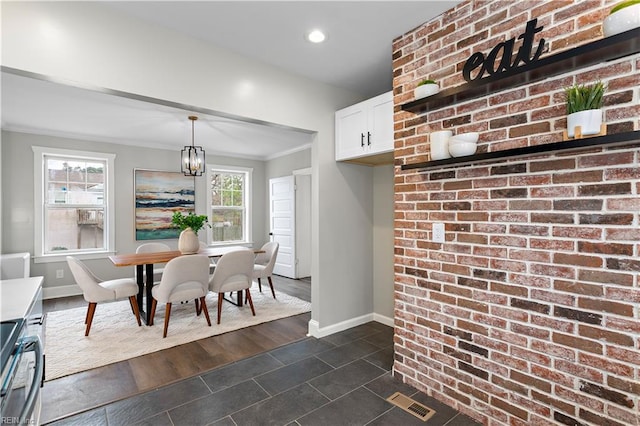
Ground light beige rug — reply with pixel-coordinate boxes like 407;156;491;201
44;290;311;380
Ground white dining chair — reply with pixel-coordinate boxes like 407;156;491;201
253;242;279;299
66;256;141;336
136;242;171;283
208;249;255;324
149;254;211;338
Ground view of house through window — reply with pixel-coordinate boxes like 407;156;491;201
209;167;251;243
43;155;106;254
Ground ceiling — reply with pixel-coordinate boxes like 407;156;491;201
2;71;316;160
2;1;457;160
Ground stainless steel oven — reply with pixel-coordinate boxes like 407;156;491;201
1;289;44;426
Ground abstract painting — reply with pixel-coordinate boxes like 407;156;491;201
134;169;195;240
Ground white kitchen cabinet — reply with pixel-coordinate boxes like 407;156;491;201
335;91;393;164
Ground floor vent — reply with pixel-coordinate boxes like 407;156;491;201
386;392;436;422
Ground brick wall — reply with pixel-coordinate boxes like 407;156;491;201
392;1;639;425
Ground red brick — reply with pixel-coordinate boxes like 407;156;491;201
392;1;640;425
605;317;640;334
552;332;603;355
578;61;633;86
554;280;603;297
578;151;635;168
578;298;634;317
554;252;603;268
555;385;605;412
603;406;640;426
578;352;635;377
552;26;601;51
579;325;635;346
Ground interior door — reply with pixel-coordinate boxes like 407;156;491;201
269;175;296;278
294;173;311;278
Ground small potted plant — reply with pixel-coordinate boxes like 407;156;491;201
171;211;210;254
603;0;640;37
414;79;439;99
565;81;606;138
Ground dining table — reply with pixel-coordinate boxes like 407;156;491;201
108;246;263;325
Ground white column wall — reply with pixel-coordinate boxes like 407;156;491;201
1;1;375;332
373;165;395;323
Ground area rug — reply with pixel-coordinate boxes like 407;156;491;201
44;290;311;380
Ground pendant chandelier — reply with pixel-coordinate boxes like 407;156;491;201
181;115;205;176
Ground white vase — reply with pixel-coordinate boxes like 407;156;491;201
178;227;200;254
567;109;603;138
414;83;439;99
603;4;640;37
430;130;452;160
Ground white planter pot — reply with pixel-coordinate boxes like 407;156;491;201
178;227;200;254
430;130;452;160
603;4;640;37
567;109;603;138
414;83;439;99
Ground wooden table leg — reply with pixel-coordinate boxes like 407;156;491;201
145;263;154;325
135;265;147;324
222;290;244;307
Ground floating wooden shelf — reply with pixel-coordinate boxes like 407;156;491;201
400;131;640;171
400;28;640;115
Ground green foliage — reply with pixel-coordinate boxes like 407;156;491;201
417;79;437;87
171;212;211;234
610;0;640;14
565;81;605;114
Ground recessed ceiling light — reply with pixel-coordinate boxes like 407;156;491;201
306;29;326;43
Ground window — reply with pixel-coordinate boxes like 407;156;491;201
33;147;115;262
207;165;252;244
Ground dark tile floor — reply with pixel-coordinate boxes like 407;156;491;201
47;322;481;426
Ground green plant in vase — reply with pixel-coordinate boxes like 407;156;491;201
172;212;211;254
171;211;210;234
603;0;640;37
564;81;606;138
565;81;605;114
417;79;437;87
414;78;439;99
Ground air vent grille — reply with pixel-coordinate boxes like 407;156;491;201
386;392;436;422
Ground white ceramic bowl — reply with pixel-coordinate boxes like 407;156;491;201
450;132;479;143
603;4;640;37
414;83;439;99
448;141;477;157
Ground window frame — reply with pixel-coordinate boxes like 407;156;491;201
32;146;116;263
206;164;253;246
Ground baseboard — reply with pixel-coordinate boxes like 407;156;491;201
43;285;81;300
307;311;393;338
372;312;394;327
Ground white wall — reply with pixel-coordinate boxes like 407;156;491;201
1;1;377;333
373;165;395;322
0;133;3;253
1;130;267;290
265;149;312;181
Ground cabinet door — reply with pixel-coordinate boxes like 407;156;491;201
335;104;367;161
367;91;394;155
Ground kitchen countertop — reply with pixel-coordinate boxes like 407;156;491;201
0;276;44;321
